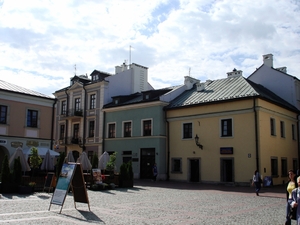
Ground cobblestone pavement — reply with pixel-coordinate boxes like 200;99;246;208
0;180;292;225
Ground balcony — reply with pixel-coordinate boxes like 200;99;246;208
60;108;83;117
59;137;82;145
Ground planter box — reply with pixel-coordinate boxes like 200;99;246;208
119;179;133;188
19;186;34;194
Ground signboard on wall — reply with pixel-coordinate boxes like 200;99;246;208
220;147;233;154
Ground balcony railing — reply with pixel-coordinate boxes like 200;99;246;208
60;108;83;117
59;137;82;145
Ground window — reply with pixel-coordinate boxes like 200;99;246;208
292;124;296;140
171;158;182;173
293;159;298;173
183;123;192;139
61;101;66;115
108;123;116;138
124;122;132;137
143;120;152;136
271;157;278;177
27;110;38;128
270;118;276;136
0;105;7;124
280;121;285;138
90;94;96;109
75;98;81;111
89;121;95;137
72;124;79;144
281;158;287;177
59;124;65;140
221;119;232;137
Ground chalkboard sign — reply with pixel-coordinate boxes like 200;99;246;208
44;172;55;193
71;163;90;208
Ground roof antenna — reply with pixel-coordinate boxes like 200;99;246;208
189;67;191;76
74;64;77;75
129;45;132;67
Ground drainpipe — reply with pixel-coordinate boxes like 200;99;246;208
50;98;57;150
165;109;170;181
82;85;87;151
65;89;69;155
253;97;259;170
102;111;106;154
297;115;300;173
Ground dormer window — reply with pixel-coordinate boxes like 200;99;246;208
145;94;149;100
115;99;119;104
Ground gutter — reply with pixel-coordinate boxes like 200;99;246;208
82;85;87;151
50;98;57;150
253;97;259;170
64;89;69;155
165;109;170;181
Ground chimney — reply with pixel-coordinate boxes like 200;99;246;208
263;54;273;67
184;76;199;90
196;80;212;92
227;68;243;78
276;67;287;73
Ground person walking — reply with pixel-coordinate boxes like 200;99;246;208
252;170;261;196
290;176;300;224
152;163;158;181
285;170;298;225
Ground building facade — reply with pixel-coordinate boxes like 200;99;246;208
53;63;153;161
165;73;299;185
0;80;56;169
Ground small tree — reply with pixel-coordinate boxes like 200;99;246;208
91;153;98;169
12;157;22;185
29;147;42;176
0;154;11;184
106;152;117;172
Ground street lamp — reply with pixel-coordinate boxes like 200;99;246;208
194;134;203;149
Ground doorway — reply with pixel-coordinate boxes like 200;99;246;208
140;148;155;179
220;158;234;182
190;158;200;182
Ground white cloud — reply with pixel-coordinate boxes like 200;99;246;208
0;0;299;96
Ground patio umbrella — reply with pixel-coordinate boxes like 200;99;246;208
77;151;92;171
9;147;31;172
65;151;75;163
98;151;110;170
40;149;54;171
22;147;59;160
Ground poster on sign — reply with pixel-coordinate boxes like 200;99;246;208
50;163;76;205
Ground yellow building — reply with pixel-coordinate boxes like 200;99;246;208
165;72;299;185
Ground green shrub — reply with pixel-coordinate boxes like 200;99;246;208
106;152;117;172
1;155;11;184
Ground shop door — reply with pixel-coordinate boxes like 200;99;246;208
221;158;234;182
140;148;155;179
190;159;200;182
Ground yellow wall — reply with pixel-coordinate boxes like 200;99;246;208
167;98;298;185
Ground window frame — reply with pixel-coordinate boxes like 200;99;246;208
280;120;285;138
270;118;276;136
61;100;66;115
171;158;182;173
182;122;192;139
88;120;95;137
59;124;65;140
74;98;81;111
0;105;8;124
90;94;96;109
271;157;278;177
123;121;132;137
142;119;152;136
220;118;233;137
27;109;38;128
108;123;116;138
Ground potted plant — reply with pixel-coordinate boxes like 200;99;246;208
29;147;42;177
0;154;13;193
119;161;133;188
105;152;117;183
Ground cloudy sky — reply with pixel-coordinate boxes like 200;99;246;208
0;0;299;97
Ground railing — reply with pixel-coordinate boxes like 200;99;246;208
60;108;83;117
58;137;82;145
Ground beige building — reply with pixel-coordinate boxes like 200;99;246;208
0;80;56;169
165;72;299;185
